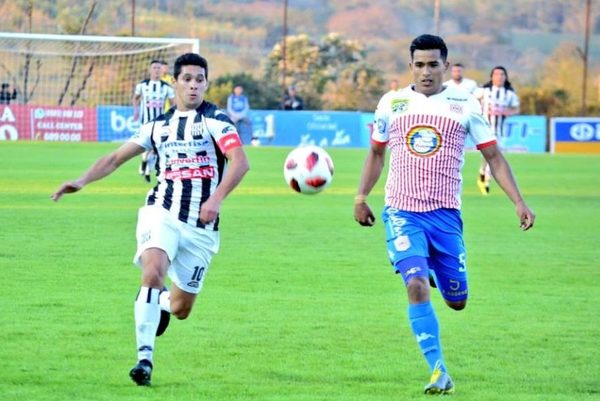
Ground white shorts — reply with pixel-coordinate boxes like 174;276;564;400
133;205;220;294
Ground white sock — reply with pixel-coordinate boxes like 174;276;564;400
159;289;171;313
134;286;161;362
484;165;491;184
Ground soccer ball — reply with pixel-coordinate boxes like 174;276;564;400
283;145;334;194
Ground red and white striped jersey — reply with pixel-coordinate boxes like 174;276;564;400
372;85;496;212
129;101;242;231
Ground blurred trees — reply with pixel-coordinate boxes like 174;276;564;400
519;42;599;116
0;0;598;113
206;72;281;110
264;33;385;110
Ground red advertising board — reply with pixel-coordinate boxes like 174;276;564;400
30;105;98;142
0;104;30;141
0;105;98;142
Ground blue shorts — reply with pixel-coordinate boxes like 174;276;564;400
382;206;468;302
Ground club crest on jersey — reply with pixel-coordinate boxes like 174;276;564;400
406;125;442;157
191;123;204;139
391;99;409;113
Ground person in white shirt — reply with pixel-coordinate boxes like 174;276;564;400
443;63;477;94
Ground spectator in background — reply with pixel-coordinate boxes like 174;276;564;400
443;63;478;94
386;79;400;95
160;60;174;85
283;85;304;110
227;85;253;144
0;83;17;104
160;60;175;112
476;65;520;195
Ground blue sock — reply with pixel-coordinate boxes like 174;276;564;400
408;301;446;373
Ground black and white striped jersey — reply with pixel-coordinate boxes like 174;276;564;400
134;79;175;124
129;101;242;231
477;86;520;137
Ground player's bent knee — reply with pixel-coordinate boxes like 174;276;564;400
171;305;192;320
445;299;467;311
141;266;166;288
407;277;430;303
170;297;194;320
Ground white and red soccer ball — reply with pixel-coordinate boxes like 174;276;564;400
283;145;334;194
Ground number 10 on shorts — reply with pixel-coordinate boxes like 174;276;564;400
187;266;205;288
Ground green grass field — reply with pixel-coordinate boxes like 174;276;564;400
1;142;599;401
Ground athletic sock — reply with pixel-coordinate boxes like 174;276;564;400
159;288;171;313
484;165;492;185
408;301;446;373
134;286;161;362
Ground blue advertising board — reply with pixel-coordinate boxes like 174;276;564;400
93;104;548;153
360;112;375;147
250;110;371;148
550;117;600;154
97;105;140;142
466;115;547;153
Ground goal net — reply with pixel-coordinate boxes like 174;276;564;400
0;33;198;142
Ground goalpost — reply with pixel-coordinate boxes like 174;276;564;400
0;32;199;141
0;32;199;107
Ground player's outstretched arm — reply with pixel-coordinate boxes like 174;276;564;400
354;142;386;227
51;142;145;202
199;147;250;224
480;144;535;230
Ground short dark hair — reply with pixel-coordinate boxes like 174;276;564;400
410;34;448;61
174;53;208;80
149;59;162;65
452;62;464;68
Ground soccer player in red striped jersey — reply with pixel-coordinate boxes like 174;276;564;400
354;34;535;395
52;53;249;386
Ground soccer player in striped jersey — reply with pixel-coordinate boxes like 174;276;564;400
354;34;535;395
476;66;520;194
52;53;249;386
133;59;176;183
